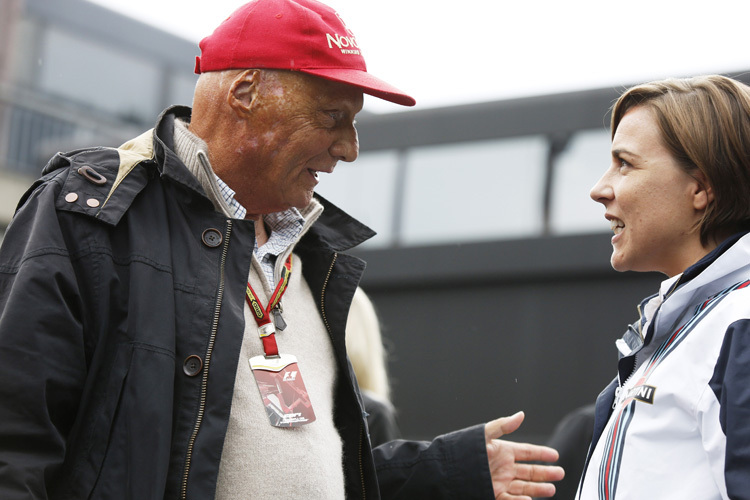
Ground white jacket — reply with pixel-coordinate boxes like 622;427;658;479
578;232;750;500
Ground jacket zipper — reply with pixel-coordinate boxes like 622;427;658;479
616;307;646;407
618;273;713;408
613;350;639;409
318;253;366;499
181;220;233;500
358;422;366;499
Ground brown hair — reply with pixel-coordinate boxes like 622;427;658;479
611;75;750;245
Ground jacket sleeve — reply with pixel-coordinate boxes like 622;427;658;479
372;423;494;500
0;177;87;500
707;319;750;500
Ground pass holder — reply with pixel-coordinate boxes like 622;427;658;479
249;353;316;427
245;255;315;427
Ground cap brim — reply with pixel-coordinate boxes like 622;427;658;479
301;68;416;107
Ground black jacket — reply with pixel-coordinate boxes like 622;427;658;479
0;106;493;499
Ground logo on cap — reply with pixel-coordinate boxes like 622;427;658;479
328;10;360;55
326;32;360;55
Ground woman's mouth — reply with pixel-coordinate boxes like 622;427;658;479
610;219;625;234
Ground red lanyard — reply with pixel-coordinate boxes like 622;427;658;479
245;255;293;358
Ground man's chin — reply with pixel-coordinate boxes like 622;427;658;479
292;192;316;210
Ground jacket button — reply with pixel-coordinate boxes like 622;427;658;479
183;355;203;376
202;228;223;248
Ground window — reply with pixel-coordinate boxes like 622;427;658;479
315;150;400;248
38;26;160;123
550;129;611;234
400;137;547;245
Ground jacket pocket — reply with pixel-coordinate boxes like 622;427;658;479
53;341;133;499
86;342;175;500
53;341;175;500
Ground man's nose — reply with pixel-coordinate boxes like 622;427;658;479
330;126;359;163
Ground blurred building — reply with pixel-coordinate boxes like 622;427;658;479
0;0;196;228
3;0;749;443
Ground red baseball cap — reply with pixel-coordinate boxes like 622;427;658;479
195;0;415;107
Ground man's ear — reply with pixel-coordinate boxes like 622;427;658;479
227;69;261;117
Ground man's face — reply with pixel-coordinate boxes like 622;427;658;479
232;71;364;216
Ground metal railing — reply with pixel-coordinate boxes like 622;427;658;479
0;82;143;176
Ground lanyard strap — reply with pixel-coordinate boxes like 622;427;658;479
245;255;293;358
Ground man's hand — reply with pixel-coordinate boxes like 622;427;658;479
485;411;565;500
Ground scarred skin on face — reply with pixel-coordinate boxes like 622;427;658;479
190;68;364;220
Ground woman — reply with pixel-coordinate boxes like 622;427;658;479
578;75;750;499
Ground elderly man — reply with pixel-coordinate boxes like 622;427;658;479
0;0;563;498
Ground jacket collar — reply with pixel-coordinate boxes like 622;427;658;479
642;230;750;349
679;230;750;284
152;105;208;197
308;193;375;251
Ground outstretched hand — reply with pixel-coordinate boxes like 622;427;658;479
485;411;565;500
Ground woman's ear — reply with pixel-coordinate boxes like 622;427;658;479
227;69;261;117
692;170;714;211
